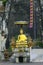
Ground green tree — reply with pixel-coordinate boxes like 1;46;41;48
2;0;7;6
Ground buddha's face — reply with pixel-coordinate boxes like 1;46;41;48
20;29;23;34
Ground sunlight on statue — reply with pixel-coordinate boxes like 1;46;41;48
16;29;28;47
18;29;27;42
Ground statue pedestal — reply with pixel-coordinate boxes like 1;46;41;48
16;41;28;48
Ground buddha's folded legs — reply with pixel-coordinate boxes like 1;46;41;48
16;41;28;48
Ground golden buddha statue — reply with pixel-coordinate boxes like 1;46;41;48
18;29;27;42
16;29;28;47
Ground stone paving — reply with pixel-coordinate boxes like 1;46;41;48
0;62;43;65
30;49;43;62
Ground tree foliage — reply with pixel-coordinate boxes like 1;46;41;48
2;0;7;6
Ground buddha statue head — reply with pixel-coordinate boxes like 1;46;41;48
20;29;23;34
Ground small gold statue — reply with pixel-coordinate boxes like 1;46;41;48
10;37;15;52
4;49;9;60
